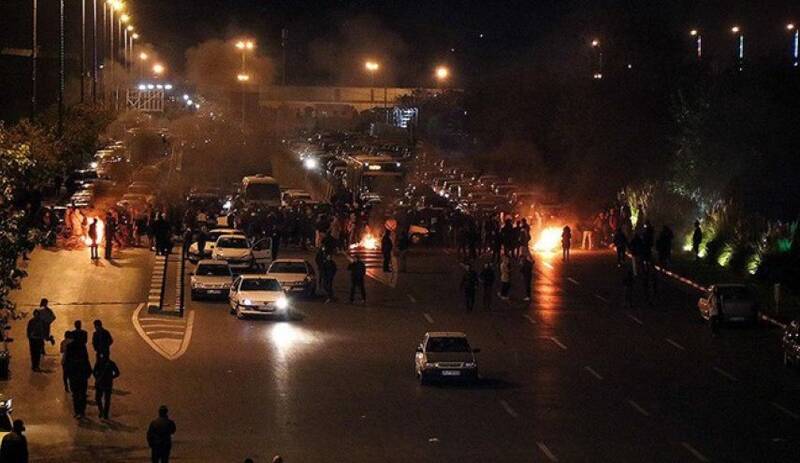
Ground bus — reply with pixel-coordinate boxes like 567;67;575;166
241;175;281;209
345;155;404;200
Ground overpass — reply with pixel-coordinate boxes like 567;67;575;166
258;85;441;113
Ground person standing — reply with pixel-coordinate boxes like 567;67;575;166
0;419;28;462
322;254;338;303
381;229;393;273
271;229;281;261
561;225;572;263
347;255;367;304
93;355;120;419
104;212;116;260
479;263;495;310
37;298;56;350
498;255;512;300
60;331;73;392
520;256;534;302
26;310;46;372
460;264;479;312
91;320;113;360
692;221;703;260
88;218;99;260
147;405;177;463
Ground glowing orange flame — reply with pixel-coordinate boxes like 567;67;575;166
533;226;562;252
82;218;105;247
350;233;379;250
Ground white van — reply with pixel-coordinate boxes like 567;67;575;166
241;175;281;209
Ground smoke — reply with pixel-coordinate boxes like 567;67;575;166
185;38;274;100
308;14;409;86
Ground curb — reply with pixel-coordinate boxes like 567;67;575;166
147;253;168;312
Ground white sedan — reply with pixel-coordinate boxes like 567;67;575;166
187;228;242;263
266;259;316;296
212;234;271;270
190;260;233;300
228;275;289;319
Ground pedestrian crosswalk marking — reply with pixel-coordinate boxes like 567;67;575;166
132;303;195;361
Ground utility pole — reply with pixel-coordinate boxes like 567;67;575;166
81;0;86;103
31;0;37;118
92;0;97;104
58;0;65;136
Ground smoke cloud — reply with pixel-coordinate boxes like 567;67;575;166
185;38;274;100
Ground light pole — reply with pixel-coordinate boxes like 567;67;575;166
364;60;385;120
591;39;603;79
81;0;86;103
31;0;37;117
237;73;250;125
235;40;255;127
58;0;64;136
690;29;702;59
92;0;98;104
124;24;133;67
138;51;148;79
731;26;744;71
788;23;799;67
119;14;129;63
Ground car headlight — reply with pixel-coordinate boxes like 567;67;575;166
276;297;289;310
242;299;253;306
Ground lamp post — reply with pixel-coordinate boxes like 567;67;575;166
364;60;386;120
31;0;37;117
731;26;744;71
81;0;86;103
237;73;250;125
92;0;98;104
788;23;799;67
235;40;255;128
138;51;148;79
58;0;64;136
591;39;603;79
152;63;165;78
690;29;702;59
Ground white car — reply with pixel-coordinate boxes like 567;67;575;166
228;275;289;319
414;332;480;385
188;228;242;263
211;234;271;270
266;259;316;296
190;260;233;300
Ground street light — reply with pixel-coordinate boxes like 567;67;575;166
788;23;799;67
690;29;702;59
237;73;251;81
435;65;450;81
590;39;603;79
152;63;165;77
731;26;744;70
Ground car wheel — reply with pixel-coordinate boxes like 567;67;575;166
236;307;244;320
229;303;236;315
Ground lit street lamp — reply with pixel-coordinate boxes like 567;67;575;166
731;26;744;71
152;63;165;77
690;29;702;59
591;38;603;79
788;23;799;67
364;60;387;121
435;65;450;82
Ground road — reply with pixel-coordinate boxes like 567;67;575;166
4;241;800;462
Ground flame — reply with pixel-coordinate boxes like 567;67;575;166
350;233;379;250
82;218;105;247
533;226;562;252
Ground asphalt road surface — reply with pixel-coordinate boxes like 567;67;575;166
4;242;800;462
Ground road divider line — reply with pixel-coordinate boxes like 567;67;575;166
712;366;738;382
423;313;434;324
594;294;609;302
680;442;709;462
536;442;558;462
522;314;536;324
771;402;800;420
627;399;650;417
626;313;644;325
584;366;603;380
665;338;685;351
549;336;567;350
567;277;580;286
499;400;519;418
407;294;417;303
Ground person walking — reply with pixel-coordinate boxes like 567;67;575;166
321;254;337;303
147;405;177;463
479;263;495;310
347;255;367;304
88;218;99;260
65;341;92;419
91;320;114;360
520;256;534;302
0;419;28;462
93;355;120;419
71;320;88;348
381;229;393;273
26;310;46;372
60;331;73;392
498;254;512;300
561;225;572;262
460;264;479;312
692;221;703;260
37;298;56;350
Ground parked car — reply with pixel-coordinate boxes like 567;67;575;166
782;319;800;367
187;228;243;263
190;260;233;300
414;331;480;385
697;284;758;324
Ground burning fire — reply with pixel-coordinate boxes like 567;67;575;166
350;233;379;250
81;218;105;247
533;226;562;252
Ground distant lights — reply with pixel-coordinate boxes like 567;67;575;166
147;84;154;89
186;99;194;105
183;94;189;100
195;103;200;109
690;29;698;37
138;84;146;90
593;73;603;79
164;84;173;90
156;84;163;89
591;39;600;47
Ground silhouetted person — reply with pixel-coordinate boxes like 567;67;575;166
656;225;674;266
613;228;628;267
104;212;116;260
347;255;367;304
460;264;479;311
93;355;120;419
479;263;495;310
66;344;92;419
37;298;56;349
26;310;45;371
322;254;337;302
88;218;99;260
147;405;177;463
692;221;703;260
0;419;28;462
91;320;113;360
381;230;393;272
520;256;534;302
561;226;572;262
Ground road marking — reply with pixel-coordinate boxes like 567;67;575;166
536;442;558;462
713;366;738;382
680;442;709;462
626;313;644;325
499;400;519;418
407;294;417;303
665;338;686;351
627;399;650;417
137;317;185;323
143;330;187;336
549;337;567;350
594;294;609;302
584;366;603;380
138;324;188;330
522;314;536;324
423;312;434;324
132;303;195;361
567;277;580;286
771;402;800;420
542;262;554;270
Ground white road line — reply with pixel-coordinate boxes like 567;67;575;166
771;402;800;420
567;277;580;285
139;324;187;330
549;337;567;350
542;262;554;270
594;294;609;302
584;366;603;380
143;330;186;336
712;366;738;382
407;294;417;303
627;399;651;417
499;400;519;418
522;314;536;324
665;338;686;351
626;313;644;325
680;442;709;462
536;442;558;462
137;317;186;323
423;312;434;324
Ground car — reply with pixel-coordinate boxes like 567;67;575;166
266;259;316;296
211;234;271;270
697;284;758;324
187;228;243;263
190;260;233;300
228;275;289;319
782;319;800;367
414;332;480;385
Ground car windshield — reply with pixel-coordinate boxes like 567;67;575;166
217;237;249;248
717;286;751;301
240;278;281;291
270;262;307;274
196;265;230;276
427;337;471;353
